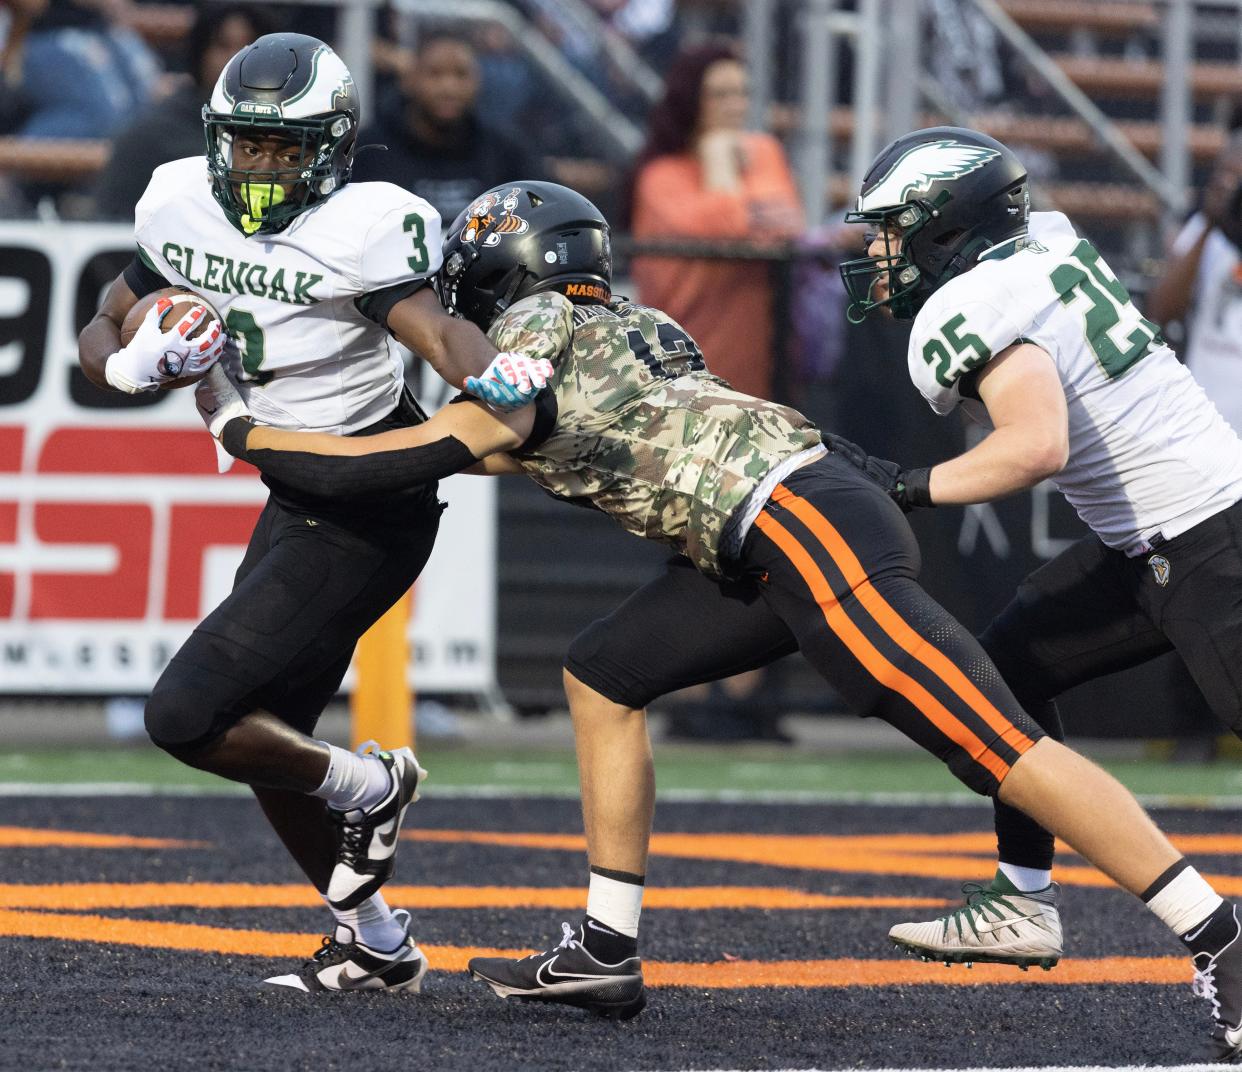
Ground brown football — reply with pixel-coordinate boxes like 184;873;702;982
120;286;223;389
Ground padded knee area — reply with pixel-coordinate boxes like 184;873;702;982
145;660;242;749
564;620;656;710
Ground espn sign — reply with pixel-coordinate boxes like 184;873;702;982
0;222;496;693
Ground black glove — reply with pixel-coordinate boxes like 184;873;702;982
823;433;934;512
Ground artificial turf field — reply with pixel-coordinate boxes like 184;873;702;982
2;785;1239;1072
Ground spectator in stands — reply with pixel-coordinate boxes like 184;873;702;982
627;42;802;402
627;43;803;743
1147;131;1242;437
0;0;46;134
351;29;543;226
13;0;160;140
93;3;273;221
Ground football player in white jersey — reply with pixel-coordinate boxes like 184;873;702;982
77;33;550;994
840;126;1242;1059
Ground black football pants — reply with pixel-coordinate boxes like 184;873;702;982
983;496;1242;869
567;453;1045;796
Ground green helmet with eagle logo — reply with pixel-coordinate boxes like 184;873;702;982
840;126;1029;321
203;33;358;236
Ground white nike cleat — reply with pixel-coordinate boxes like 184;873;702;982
468;920;645;1020
264;909;428;993
326;745;425;910
889;870;1062;970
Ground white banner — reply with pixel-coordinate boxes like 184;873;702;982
0;221;497;694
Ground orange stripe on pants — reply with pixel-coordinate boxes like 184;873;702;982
753;510;1012;786
771;484;1036;759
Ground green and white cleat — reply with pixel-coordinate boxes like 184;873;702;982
889;870;1062;971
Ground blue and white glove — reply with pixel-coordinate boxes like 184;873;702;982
462;351;554;411
106;297;225;394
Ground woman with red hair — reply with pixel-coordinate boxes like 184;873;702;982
628;43;802;400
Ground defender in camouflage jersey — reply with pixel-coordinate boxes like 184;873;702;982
495;293;822;577
198;184;1236;1059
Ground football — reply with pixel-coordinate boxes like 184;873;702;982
120;286;223;389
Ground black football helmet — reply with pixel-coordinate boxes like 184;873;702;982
840;126;1029;321
203;33;359;236
438;181;612;330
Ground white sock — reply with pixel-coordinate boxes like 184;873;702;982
999;862;1053;892
1145;865;1224;937
326;892;407;952
586;871;644;938
310;743;390;812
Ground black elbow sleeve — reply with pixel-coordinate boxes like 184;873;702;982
224;419;478;498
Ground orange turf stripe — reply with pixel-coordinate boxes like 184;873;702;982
772;485;1035;758
0;826;201;849
753;511;1011;785
0;883;951;912
402;831;1241;891
644;955;1191;989
0;909;1192;988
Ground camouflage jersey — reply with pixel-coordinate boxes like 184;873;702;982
490;293;822;578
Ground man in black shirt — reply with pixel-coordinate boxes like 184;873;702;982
351;30;542;225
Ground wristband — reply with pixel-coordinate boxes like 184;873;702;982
900;467;935;509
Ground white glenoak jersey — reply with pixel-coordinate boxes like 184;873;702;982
908;211;1242;554
134;156;442;433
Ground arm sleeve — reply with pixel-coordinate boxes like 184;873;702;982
122;247;171;299
221;417;477;497
354;277;432;329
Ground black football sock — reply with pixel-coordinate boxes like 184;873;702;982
1180;901;1241;958
581;915;639;963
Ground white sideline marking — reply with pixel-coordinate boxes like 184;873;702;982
676;1066;1223;1072
0;781;1240;811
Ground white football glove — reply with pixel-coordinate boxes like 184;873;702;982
106;298;226;394
462;351;554;411
195;364;249;439
196;365;249;474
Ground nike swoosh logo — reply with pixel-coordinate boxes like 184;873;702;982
377;822;399;849
535;956;608;987
1183;918;1213;942
587;920;618;936
974;913;1046;935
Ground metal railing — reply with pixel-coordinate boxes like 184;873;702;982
969;0;1188;216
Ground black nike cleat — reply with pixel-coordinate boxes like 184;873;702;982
469;920;645;1020
263;909;428;993
326;745;425;910
1190;905;1242;1062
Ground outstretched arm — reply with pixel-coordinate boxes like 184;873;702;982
199;368;533;497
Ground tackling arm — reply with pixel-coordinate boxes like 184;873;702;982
925;342;1069;504
212;387;534;498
